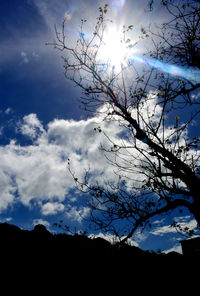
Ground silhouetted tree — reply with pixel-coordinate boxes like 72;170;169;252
50;1;200;242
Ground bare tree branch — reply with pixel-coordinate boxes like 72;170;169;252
51;2;200;241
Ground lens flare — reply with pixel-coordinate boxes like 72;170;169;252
64;12;72;21
131;55;200;84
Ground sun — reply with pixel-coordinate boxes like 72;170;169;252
97;26;130;72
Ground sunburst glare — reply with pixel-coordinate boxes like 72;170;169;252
96;26;131;72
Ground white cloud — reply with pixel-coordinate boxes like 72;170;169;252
32;51;39;59
65;205;90;222
150;216;198;237
19;113;45;139
0;217;13;223
42;202;64;216
164;243;183;254
5;107;12;115
0;142;69;207
0;169;16;211
0;112;122;217
151;224;177;236
41;202;65;215
89;232;139;247
21;51;29;64
0;99;198;228
32;218;50;228
191;91;200;101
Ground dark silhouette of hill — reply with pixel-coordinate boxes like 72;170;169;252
2;223;197;289
0;222;186;262
2;222;200;266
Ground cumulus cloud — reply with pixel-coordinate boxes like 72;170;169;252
0;111;122;218
19;113;45;139
41;202;65;215
0;96;198;224
0;140;69;207
0;169;16;211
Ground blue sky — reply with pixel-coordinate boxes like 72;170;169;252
0;0;199;254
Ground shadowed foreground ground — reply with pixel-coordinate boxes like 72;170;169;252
0;222;190;261
1;223;198;288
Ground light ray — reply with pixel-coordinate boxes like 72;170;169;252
131;55;200;84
